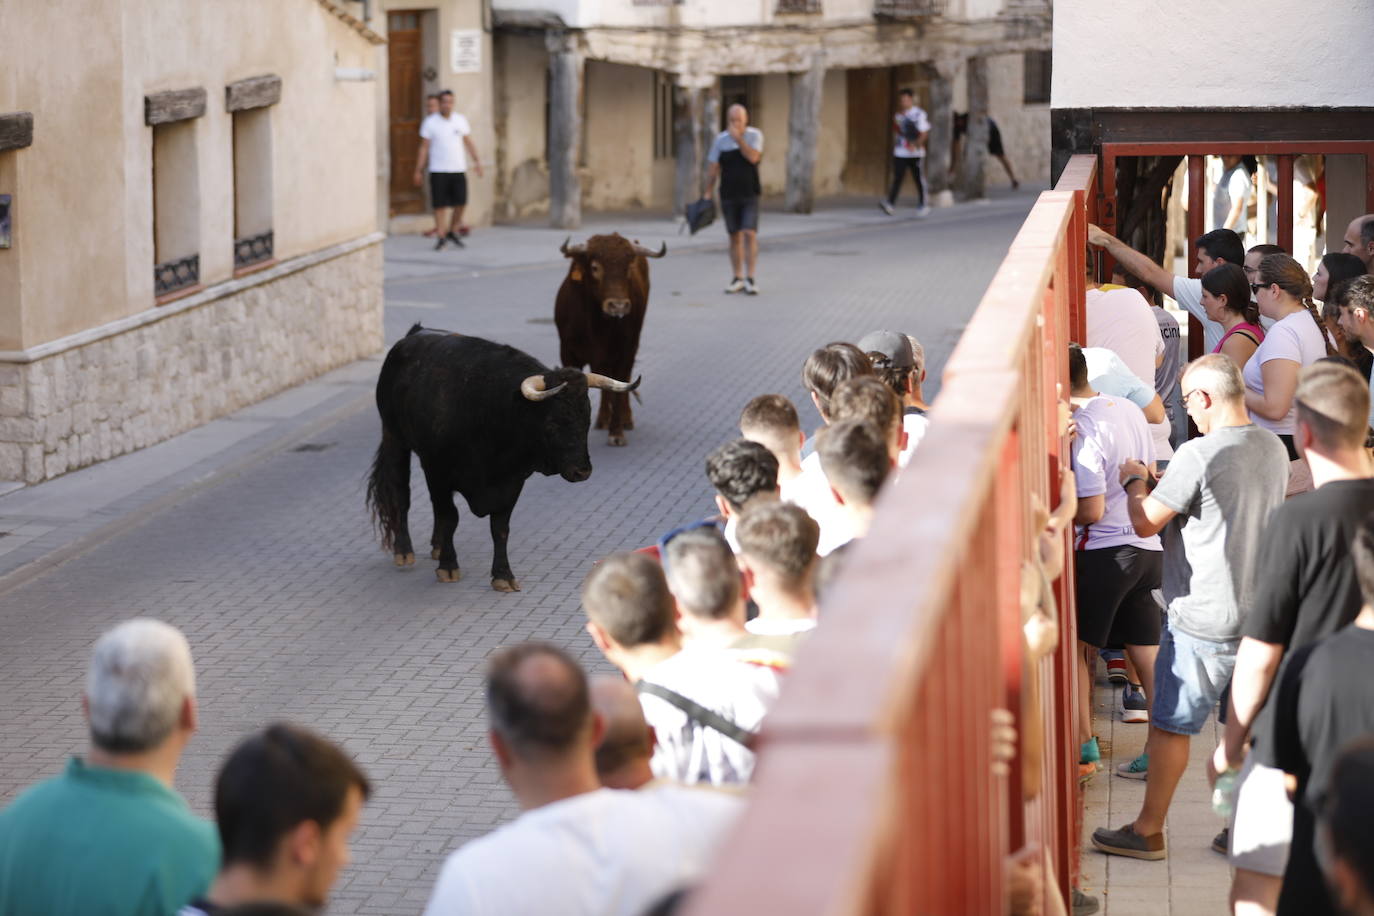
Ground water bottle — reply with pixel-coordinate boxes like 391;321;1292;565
1212;768;1239;819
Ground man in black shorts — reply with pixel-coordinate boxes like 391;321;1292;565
705;104;763;296
953;112;1020;190
413;90;484;251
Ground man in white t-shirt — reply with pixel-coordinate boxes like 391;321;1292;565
1089;225;1246;354
413;90;484;251
584;552;779;786
1068;344;1162;765
704;439;779;554
421;642;742;916
735;500;820;638
739;394;807;504
795;343;875;554
816;418;892;552
879;88;931;217
1213;156;1252;238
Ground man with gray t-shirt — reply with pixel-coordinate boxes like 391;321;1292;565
1093;354;1288;863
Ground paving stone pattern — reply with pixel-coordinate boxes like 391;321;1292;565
0;199;1072;913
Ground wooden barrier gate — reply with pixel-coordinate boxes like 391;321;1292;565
686;155;1099;915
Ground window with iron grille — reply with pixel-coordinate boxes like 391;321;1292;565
232;107;274;270
152;120;201;298
776;0;821;12
1023;50;1052;105
872;0;943;18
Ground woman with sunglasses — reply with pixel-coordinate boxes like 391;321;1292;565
1203;263;1264;369
1243;254;1334;459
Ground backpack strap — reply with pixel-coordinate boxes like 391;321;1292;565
636;680;758;751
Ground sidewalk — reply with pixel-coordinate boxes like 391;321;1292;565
1082;672;1232;914
0;189;1040;592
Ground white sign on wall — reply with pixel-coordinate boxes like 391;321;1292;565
450;30;482;74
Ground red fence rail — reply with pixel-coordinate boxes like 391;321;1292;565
685;155;1099;916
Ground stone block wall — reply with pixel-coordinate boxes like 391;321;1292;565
0;241;383;483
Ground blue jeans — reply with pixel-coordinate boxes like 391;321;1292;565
1151;621;1239;735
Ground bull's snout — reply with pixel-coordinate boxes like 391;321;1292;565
562;464;592;483
602;299;632;318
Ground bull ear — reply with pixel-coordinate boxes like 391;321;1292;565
569;264;583;282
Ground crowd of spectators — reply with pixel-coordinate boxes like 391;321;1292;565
0;327;931;916
1079;219;1374;916
6;220;1374;916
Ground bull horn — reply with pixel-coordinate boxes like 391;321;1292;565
520;374;567;401
585;373;641;393
633;241;667;258
560;237;587;257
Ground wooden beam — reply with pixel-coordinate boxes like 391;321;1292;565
0;112;33;152
1276;155;1294;255
1186;155;1205;362
1052;107;1374;145
225;75;282;112
144;88;207;126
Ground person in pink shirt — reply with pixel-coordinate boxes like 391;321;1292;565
1203;263;1264;368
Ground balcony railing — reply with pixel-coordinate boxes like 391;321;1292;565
684;155;1099;915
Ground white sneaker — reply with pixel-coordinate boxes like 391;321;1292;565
725;278;746;294
878;200;895;215
744;278;759;295
915;205;932;219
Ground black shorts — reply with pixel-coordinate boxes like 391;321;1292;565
430;171;468;209
721;196;759;234
1074;545;1163;648
988;124;1006;157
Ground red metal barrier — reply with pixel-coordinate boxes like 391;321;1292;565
685;156;1098;915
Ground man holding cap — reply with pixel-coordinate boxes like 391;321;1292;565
857;329;928;465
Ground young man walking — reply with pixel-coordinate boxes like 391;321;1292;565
879;88;931;218
414;89;483;251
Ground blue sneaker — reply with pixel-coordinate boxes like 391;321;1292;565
1116;752;1149;780
1081;736;1101;764
1122;684;1148;723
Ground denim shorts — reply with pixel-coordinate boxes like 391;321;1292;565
1151;622;1239;735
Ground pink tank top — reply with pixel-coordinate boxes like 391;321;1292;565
1213;321;1264;354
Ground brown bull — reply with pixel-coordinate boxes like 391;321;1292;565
554;233;665;446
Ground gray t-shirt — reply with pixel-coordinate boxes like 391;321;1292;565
1150;423;1289;641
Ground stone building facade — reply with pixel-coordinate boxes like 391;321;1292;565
0;0;387;484
487;0;1053;226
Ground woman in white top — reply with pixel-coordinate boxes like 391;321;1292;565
1243;254;1333;459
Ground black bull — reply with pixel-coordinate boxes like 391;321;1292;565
555;233;665;446
366;325;638;590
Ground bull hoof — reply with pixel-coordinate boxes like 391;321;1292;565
394;552;415;568
431;547;441;560
436;568;462;583
608;433;627;447
492;578;521;592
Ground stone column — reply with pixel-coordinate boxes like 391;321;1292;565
698;83;721;199
545;30;584;230
959;56;989;201
784;54;826;214
923;60;956;208
672;75;718;216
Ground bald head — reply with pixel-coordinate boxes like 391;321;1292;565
589;676;655;789
485;642;592;762
1344;214;1374;269
727;104;748;130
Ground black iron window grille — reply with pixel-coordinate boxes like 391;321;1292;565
154;253;200;297
873;0;944;17
234;229;274;269
776;0;821;12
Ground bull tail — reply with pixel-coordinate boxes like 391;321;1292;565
365;430;410;553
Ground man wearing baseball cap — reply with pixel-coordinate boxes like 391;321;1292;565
857;329;928;466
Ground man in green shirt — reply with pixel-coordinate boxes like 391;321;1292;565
0;618;219;915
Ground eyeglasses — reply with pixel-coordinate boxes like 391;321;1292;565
655;519;725;577
1250;282;1269;293
1182;388;1208;404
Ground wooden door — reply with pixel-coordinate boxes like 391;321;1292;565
844;68;893;195
388;11;424;214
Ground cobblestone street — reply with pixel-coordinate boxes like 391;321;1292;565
1;196;1042;913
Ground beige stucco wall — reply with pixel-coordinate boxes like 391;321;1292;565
584;62;657;211
986;52;1050;189
493;32;550;220
4;0;381;352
